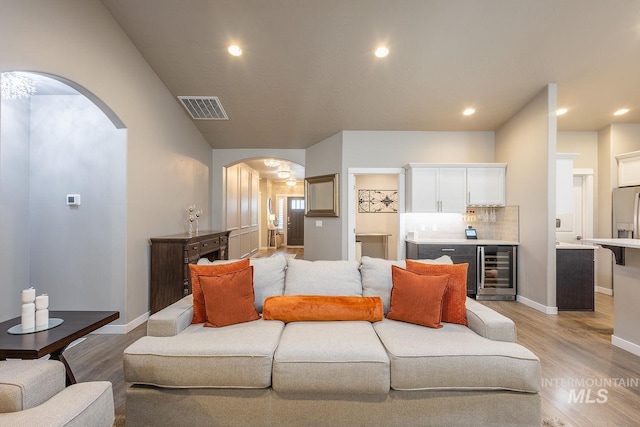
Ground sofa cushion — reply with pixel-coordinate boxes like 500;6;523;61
405;260;468;326
284;258;362;296
190;259;250;323
373;319;540;393
273;321;390;394
263;295;383;322
360;256;453;314
387;267;449;329
124;319;285;389
200;266;260;327
250;254;287;311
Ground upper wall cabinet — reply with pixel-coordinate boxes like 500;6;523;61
617;151;640;187
405;164;467;213
467;165;507;206
405;163;507;213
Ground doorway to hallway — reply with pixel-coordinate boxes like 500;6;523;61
287;197;305;246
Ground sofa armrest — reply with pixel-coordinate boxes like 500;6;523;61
0;360;65;413
147;295;194;337
0;381;114;427
465;298;517;342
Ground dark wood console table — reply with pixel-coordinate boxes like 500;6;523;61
0;310;119;386
149;230;231;313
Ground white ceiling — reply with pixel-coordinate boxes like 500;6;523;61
101;0;640;149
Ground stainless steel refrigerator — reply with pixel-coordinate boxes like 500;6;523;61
612;185;640;239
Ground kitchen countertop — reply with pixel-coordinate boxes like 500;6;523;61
406;238;518;245
582;238;640;249
555;242;596;250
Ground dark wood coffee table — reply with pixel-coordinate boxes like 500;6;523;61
0;310;119;385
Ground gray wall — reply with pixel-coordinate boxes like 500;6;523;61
27;95;126;311
304;133;343;260
0;97;31;320
496;84;557;310
1;0;212;327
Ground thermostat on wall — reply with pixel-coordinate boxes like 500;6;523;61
66;194;81;206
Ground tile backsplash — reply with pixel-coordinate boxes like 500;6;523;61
403;206;519;242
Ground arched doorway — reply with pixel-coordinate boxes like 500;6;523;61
223;158;304;259
0;72;127;320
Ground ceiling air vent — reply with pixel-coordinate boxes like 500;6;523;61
178;96;228;120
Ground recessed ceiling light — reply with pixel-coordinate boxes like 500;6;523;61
374;46;389;58
463;108;475;116
228;45;242;56
556;108;568;116
614;108;629;116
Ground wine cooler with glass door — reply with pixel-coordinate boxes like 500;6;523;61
476;245;517;300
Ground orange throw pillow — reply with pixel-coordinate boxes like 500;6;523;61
405;260;468;326
263;295;383;323
199;266;260;327
387;266;449;329
189;259;251;324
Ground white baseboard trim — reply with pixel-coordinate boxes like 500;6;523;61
612;335;640;357
595;286;613;296
516;295;558;314
92;311;149;335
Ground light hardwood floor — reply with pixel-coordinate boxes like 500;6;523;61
64;288;640;425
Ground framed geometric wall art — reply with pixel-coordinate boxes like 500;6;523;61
358;190;398;213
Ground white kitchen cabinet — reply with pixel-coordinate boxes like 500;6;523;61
616;150;640;187
405;165;466;213
467;165;506;206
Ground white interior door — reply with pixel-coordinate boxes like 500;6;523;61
556;172;593;243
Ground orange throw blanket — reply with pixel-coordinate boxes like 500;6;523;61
262;295;384;323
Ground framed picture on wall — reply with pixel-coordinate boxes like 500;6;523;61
304;174;339;217
358;190;398;213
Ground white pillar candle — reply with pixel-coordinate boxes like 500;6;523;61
35;294;49;310
36;308;49;327
21;302;35;330
21;287;36;304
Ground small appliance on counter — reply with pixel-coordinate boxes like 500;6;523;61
465;226;477;239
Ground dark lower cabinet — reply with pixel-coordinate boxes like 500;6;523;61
150;230;230;313
556;249;595;311
406;242;477;298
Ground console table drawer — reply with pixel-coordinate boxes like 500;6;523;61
186;243;201;259
200;237;219;251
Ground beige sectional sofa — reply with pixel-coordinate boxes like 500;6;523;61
124;255;541;426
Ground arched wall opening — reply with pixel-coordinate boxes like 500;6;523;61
0;71;127;321
220;156;305;258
